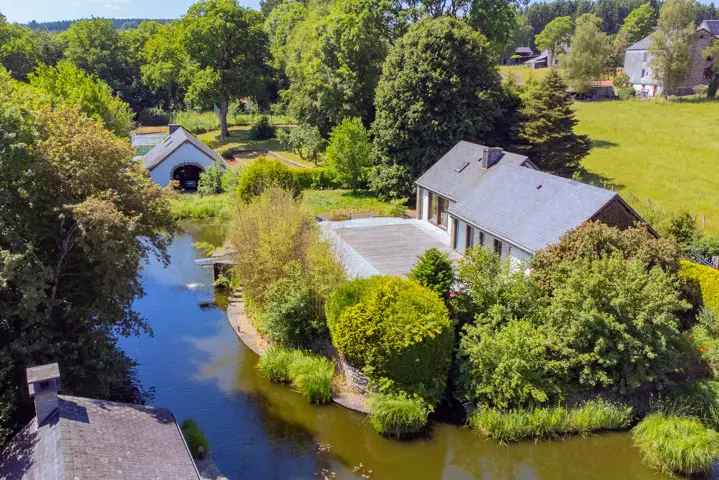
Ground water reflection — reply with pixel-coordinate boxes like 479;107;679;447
123;227;670;480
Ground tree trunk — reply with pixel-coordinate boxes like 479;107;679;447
218;98;229;143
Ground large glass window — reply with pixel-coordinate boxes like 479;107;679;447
466;225;473;249
430;194;449;230
494;239;502;256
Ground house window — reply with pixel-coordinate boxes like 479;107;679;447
494;239;502;256
452;219;459;249
430;194;449;230
466;225;474;250
641;68;645;78
479;231;485;246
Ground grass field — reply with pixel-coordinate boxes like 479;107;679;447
574;99;719;233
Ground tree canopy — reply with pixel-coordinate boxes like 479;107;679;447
535;16;573;58
650;0;697;95
561;13;612;92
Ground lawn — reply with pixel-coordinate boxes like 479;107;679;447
498;65;550;85
574;99;719;233
169;189;406;222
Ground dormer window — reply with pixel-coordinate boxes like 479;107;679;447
454;162;469;173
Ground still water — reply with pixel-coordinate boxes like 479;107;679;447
121;226;668;480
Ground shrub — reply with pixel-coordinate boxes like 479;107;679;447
366;163;414;201
137;107;170;126
181;419;209;460
257;348;334;404
691;309;719;377
632;414;719;476
457;319;566;410
197;161;225;195
530;221;681;292
368;393;430;438
409;248;454;300
612;72;635;99
229;188;345;310
278;124;324;163
235;158;301;202
168;192;233;221
326;276;453;404
545;255;688;395
290;167;339;190
248;115;276;140
262;267;326;348
470;399;632;443
326;117;373;190
680;260;719;314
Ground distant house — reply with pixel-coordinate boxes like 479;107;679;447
415;141;648;268
525;48;565;69
142;124;226;191
624;20;719;97
0;363;201;480
510;47;536;64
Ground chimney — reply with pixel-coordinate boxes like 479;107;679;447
168;124;181;135
481;147;503;168
27;363;61;425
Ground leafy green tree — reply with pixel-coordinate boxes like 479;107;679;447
0;70;173;445
650;0;697;95
467;0;519;53
0;15;43;80
517;69;591;176
704;39;719;98
613;3;656;60
372;16;509;177
141;23;189;110
561;14;612;93
278;124;325;163
264;0;307;73
366;163;415;201
282;0;390;136
28;60;134;137
409;248;455;300
326;117;373;190
534;16;573;60
181;0;269;141
545;254;688;394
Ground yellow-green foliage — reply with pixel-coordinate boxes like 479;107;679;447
680;260;719;314
326;276;453;404
368;393;430;438
469;399;633;443
168;192;234;221
633;414;719;476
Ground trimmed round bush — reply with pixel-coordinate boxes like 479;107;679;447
369;393;430;438
236;158;300;202
633;414;719;476
181;419;209;460
326;276;453;404
680;260;719;314
409;248;454;300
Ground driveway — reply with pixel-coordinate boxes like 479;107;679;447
320;217;461;278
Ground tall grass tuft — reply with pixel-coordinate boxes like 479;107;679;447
469;399;633;443
657;380;719;429
180;419;209;460
632;414;719;476
257;348;334;404
369;393;430;439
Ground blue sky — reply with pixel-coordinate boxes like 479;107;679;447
0;0;260;24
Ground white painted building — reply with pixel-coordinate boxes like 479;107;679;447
142;124;226;191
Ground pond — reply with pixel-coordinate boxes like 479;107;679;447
121;224;668;480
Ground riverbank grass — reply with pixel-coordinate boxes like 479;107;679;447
469;399;633;443
258;348;334;404
181;419;209;460
168;193;234;221
632;414;719;476
369;394;430;438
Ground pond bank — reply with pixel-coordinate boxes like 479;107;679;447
226;295;369;414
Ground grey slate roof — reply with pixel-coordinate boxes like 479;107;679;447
142;126;224;171
698;19;719;36
0;395;200;480
514;47;534;55
415;141;535;201
627;35;653;51
449;164;618;253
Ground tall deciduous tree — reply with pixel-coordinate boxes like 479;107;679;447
467;0;519;53
181;0;269;141
0;14;43;80
517;70;591;176
0;68;173;445
561;13;611;93
650;0;697;95
282;0;390;136
326;117;373;190
141;22;190;110
534;15;574;60
372;16;511;177
612;3;656;66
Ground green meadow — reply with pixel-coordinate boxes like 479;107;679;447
574;99;719;233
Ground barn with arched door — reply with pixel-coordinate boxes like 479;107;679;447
142;124;226;191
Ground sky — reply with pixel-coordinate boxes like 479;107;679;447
0;0;260;24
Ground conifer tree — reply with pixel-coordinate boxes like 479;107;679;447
517;70;591;176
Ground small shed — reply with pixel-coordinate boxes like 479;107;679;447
142;124;226;191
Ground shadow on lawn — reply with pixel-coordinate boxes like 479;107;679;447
577;168;625;192
591;139;619;149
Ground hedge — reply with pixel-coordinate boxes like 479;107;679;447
632;414;719;476
326;276;453;404
290;166;339;190
680;260;719;314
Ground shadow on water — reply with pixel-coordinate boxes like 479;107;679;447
122;223;671;480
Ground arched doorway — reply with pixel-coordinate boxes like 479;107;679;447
172;164;204;192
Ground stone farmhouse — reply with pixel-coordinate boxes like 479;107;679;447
624;20;719;97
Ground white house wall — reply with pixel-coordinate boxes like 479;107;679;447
452;216;532;270
421;188;430;221
149;142;216;187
